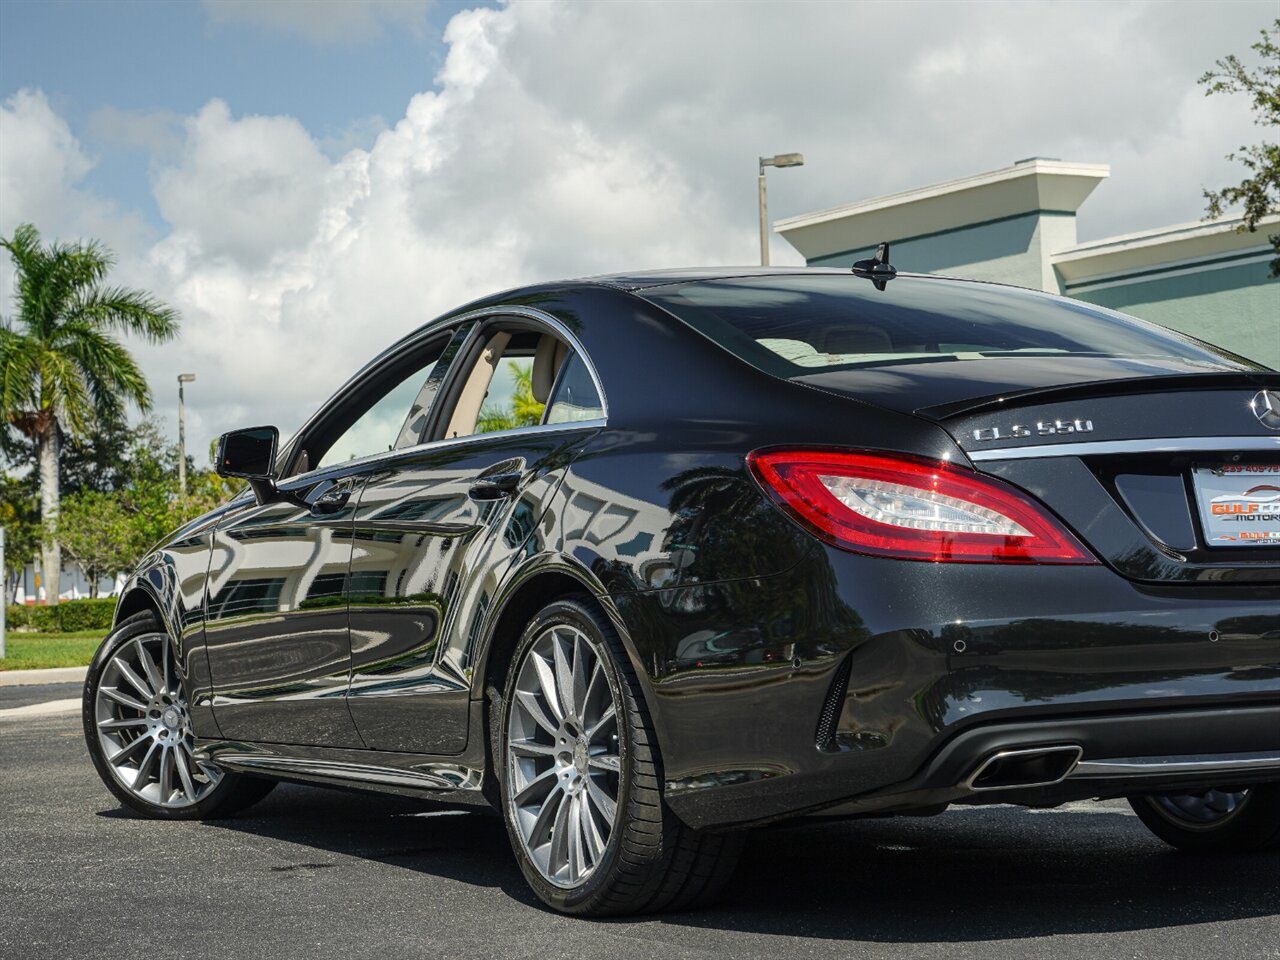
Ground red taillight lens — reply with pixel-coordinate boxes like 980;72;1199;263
747;449;1096;564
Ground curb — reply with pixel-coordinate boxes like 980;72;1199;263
0;697;81;720
0;666;88;687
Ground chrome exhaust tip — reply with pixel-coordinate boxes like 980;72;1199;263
963;745;1084;792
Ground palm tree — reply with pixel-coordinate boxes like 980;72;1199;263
0;224;179;604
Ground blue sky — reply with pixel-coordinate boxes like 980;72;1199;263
1;0;1273;453
1;0;492;229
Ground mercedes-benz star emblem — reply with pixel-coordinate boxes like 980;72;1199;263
1250;389;1280;430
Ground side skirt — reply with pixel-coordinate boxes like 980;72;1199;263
192;700;493;806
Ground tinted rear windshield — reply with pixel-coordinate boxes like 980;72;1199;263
640;275;1261;376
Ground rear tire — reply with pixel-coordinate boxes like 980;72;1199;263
83;610;276;820
1128;785;1280;854
495;595;742;916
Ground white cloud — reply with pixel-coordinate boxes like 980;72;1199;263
2;0;1274;461
203;0;433;44
152;100;334;265
0;89;151;252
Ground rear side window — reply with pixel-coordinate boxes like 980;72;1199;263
546;352;605;424
641;275;1262;376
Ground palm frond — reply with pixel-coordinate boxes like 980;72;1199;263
56;321;151;417
39;348;93;435
67;285;180;342
0;327;42;425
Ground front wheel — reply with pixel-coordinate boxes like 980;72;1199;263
1128;786;1280;854
496;595;742;916
83;610;276;819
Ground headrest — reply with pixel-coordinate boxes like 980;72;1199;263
821;324;893;354
532;335;569;404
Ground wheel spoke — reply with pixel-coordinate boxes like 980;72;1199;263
526;785;565;847
108;734;151;765
582;662;603;717
101;686;148;712
586;777;617;822
174;748;198;801
513;766;559;807
587;752;620;773
132;740;160;790
509;738;556;758
552;631;575;722
114;659;155;701
97;717;148;731
566;794;587;883
530;653;563;723
549;788;574;876
134;638;163;696
586;704;616;741
514;689;559;737
158;747;173;802
570;634;589;723
162;636;175;697
579;790;604;863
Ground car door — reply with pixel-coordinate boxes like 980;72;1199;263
203;331;457;747
342;317;608;754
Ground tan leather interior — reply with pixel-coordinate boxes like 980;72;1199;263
444;331;512;438
532;335;569;405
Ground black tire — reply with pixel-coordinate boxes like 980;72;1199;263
494;595;743;916
83;610;276;820
1129;785;1280;854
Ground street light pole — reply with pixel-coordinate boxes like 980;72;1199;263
177;374;196;498
757;152;805;266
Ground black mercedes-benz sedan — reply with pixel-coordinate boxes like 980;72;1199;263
84;266;1280;916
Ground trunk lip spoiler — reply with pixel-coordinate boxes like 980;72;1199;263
969;435;1280;462
917;371;1280;421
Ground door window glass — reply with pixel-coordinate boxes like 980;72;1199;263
316;351;442;470
545;352;605;423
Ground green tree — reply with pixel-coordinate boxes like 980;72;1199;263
476;360;544;433
0;473;40;603
0;224;179;603
55;491;136;598
1201;19;1280;277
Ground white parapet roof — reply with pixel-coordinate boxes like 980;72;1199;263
1052;214;1280;286
776;158;1110;261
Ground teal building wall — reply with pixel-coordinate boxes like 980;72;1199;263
807;210;1067;291
1065;258;1279;370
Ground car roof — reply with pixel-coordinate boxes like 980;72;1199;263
576;266;863;291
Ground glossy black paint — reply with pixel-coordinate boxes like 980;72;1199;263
114;269;1280;831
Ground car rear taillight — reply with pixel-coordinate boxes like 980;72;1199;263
747;450;1096;564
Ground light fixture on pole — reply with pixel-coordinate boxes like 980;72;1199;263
177;374;196;498
758;152;804;266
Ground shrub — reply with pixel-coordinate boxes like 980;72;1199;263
5;597;116;633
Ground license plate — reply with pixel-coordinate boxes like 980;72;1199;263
1192;464;1280;547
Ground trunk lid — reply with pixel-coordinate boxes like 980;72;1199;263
798;364;1280;584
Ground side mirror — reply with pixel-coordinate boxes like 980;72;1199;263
215;426;279;504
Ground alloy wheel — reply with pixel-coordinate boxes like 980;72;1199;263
1151;788;1251;828
506;624;622;889
92;633;222;808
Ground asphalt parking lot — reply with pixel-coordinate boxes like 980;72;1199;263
2;705;1278;960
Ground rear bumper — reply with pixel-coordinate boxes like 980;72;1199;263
663;702;1280;829
622;546;1280;831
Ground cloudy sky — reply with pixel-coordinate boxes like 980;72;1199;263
0;0;1273;459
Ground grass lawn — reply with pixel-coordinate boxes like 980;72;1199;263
0;630;104;670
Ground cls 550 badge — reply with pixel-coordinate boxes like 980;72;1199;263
971;418;1095;442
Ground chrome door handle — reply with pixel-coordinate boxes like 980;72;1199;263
468;458;527;501
310;484;352;516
